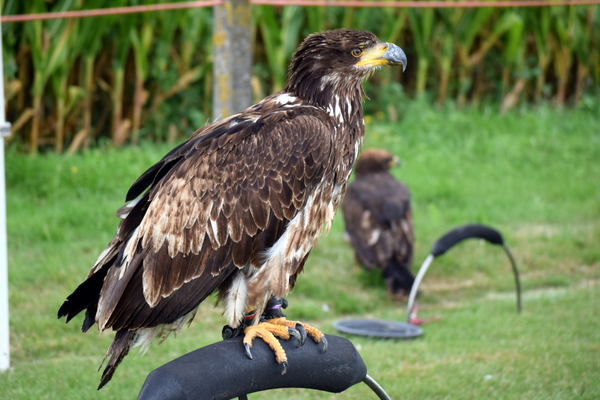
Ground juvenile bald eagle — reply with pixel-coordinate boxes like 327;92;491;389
58;29;406;388
342;149;415;297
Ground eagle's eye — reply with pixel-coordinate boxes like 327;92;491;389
351;48;364;58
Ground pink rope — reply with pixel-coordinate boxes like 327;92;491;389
252;0;600;7
2;0;598;23
1;0;223;23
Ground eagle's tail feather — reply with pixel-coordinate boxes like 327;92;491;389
383;258;415;296
98;329;136;390
57;261;112;329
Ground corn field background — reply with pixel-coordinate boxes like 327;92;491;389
2;0;599;154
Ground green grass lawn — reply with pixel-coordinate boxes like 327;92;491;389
2;103;599;399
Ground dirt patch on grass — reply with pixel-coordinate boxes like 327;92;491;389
514;223;560;239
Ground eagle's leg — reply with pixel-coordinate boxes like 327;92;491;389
262;297;327;352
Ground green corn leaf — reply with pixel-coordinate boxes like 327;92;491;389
503;12;525;65
470;11;523;66
532;7;551;56
460;7;494;51
407;9;432;59
281;6;304;65
255;6;286;90
130;27;150;80
552;6;571;44
342;7;355;29
154;10;181;76
305;6;325;34
180;8;211;70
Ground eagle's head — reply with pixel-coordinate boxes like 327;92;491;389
286;29;407;108
354;148;400;177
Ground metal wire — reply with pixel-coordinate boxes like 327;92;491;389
503;244;523;313
363;374;393;400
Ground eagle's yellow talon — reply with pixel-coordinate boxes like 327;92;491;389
244;342;253;359
269;317;326;347
243;322;289;366
319;335;328;353
294;323;307;346
288;326;304;346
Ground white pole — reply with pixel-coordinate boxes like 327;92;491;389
0;18;12;371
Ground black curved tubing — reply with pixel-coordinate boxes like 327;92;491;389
137;334;367;400
431;224;504;257
429;223;521;313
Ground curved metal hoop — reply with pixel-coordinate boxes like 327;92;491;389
406;224;522;322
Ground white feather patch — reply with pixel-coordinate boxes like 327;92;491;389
343;231;351;243
332;183;344;198
320;74;341;91
116;197;141;219
334;95;343;123
367;229;381;246
275;93;297;105
360;210;372;230
209;217;220;246
120;227;140;278
93;246;113;269
223;272;248;327
256;211;306;296
133;307;199;355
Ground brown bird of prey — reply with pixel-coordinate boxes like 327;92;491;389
342;149;415;297
58;29;406;388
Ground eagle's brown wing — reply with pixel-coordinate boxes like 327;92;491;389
60;106;335;333
342;171;414;294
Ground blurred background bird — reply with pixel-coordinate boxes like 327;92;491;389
342;149;414;298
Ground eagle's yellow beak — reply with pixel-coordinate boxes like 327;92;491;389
356;43;407;72
389;155;401;168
